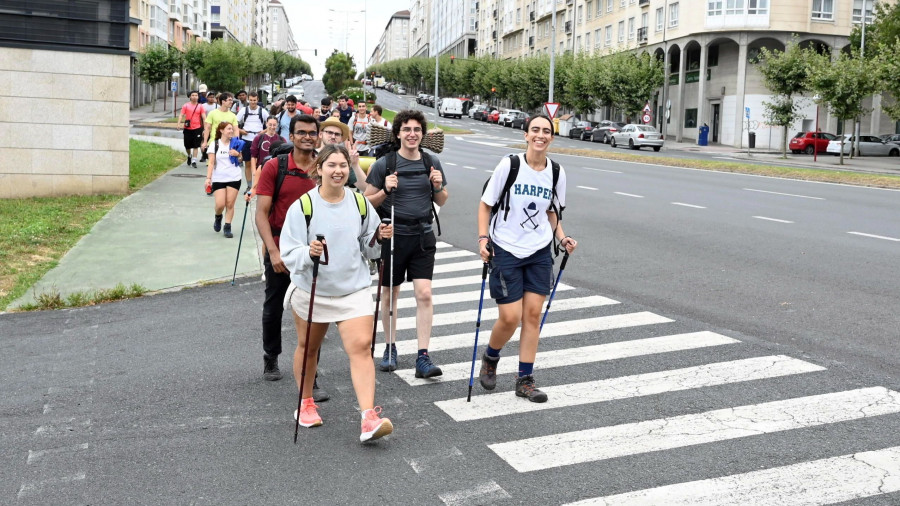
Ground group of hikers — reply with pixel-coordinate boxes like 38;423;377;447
186;93;577;443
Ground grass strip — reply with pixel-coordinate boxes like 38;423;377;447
0;140;183;311
17;283;147;311
509;144;900;189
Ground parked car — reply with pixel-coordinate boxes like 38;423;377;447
471;104;490;120
510;111;531;130
826;134;900;156
880;133;900;144
417;93;428;104
568;120;596;140
396;85;407;94
439;97;464;118
286;86;304;98
487;109;501;124
498;109;523;127
610;124;664;151
788;131;837;154
459;98;474;116
591;120;627;143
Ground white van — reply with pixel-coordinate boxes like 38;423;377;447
438;98;464;119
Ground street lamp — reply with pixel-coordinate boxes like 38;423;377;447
171;71;180;118
813;94;821;162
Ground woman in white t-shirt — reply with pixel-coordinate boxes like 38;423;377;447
476;114;578;403
205;122;243;238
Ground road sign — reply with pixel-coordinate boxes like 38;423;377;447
745;106;750;119
665;110;670;120
643;102;652;114
642;113;652;124
544;102;560;119
171;81;178;92
666;99;671;110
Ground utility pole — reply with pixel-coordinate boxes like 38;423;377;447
549;2;557;104
660;1;669;140
855;0;869;158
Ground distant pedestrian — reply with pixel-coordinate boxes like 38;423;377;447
280;143;394;441
177;90;206;168
348;102;371;155
200;92;217;162
237;91;269;187
205;122;244;239
276;95;300;141
198;84;208;104
316;97;333;122
202;92;238;156
318;117;367;192
369;104;391;129
231;90;248;114
246;116;283;201
336;95;354;125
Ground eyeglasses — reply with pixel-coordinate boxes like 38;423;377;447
322;130;342;137
293;130;319;138
400;127;423;134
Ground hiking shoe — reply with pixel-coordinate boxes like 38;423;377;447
414;354;443;378
294;397;323;428
213;214;222;232
192;161;197;168
360;407;393;442
515;375;548;403
379;344;397;372
312;377;330;402
263;357;282;381
479;353;499;390
223;223;233;238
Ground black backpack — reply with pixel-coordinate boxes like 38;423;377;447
483;154;563;250
384;149;441;236
268;142;313;220
239;106;264;130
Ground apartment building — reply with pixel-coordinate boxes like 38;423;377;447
253;0;271;49
476;0;896;148
210;0;252;44
409;0;432;57
372;11;412;65
431;0;479;57
269;0;299;56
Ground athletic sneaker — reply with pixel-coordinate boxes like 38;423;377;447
223;223;233;238
263;356;282;381
213;214;222;232
414;353;443;378
360;407;393;442
312;377;330;402
515;375;548;403
379;344;397;372
479;353;499;390
293;397;323;428
192;161;198;169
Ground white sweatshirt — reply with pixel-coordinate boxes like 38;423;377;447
280;188;381;296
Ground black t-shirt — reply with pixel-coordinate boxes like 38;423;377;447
366;152;447;236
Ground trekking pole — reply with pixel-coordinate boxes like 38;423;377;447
231;194;251;286
466;244;492;402
294;234;326;444
540;251;569;331
387;193;396;354
371;218;391;358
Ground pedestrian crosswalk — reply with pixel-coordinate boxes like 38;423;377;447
380;241;900;504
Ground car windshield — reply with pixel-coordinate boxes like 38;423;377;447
793;132;805;138
636;125;657;132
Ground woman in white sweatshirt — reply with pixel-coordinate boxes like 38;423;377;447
279;143;394;443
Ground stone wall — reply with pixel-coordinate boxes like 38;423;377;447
0;47;131;198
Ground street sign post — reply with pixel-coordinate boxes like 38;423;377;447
171;81;178;93
642;113;652;124
745;106;750;119
544;102;560;119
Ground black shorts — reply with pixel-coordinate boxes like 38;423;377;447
211;180;241;192
183;128;203;150
241;138;254;162
380;232;437;286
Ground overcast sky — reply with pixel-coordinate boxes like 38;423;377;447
281;0;412;78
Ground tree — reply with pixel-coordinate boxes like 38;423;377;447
850;1;900;56
194;39;248;93
805;48;878;164
756;41;812;157
322;50;356;96
875;39;900;121
607;52;664;122
137;42;181;112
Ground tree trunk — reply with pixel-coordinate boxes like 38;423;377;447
781;126;789;158
151;83;157;112
839;136;845;165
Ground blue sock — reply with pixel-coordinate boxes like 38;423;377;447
486;346;501;358
418;349;428;357
518;362;534;377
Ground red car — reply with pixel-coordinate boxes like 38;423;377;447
487;110;501;124
789;131;837;155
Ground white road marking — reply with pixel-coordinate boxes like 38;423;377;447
437;354;821;421
486;169;494;173
394;284;573;309
463;166;478;170
583;167;623;174
614;192;644;198
468;140;508;147
744;188;825;200
394;310;668;356
371;258;482;281
672;202;706;209
444;162;457;166
567;446;900;505
439;481;511;505
578;186;598;191
490;387;900;473
753;216;794;224
17;474;87;499
391;295;616;331
435;250;477;260
848;231;900;242
406;329;735;388
27;443;90;464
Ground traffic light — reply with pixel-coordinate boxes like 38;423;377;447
450;55;455;64
491;87;495;93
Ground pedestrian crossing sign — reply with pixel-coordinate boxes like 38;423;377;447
544;102;560;119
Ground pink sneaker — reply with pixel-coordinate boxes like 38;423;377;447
293;397;323;428
360;407;393;442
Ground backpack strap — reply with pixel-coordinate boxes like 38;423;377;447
298;190;368;229
499;154;520;221
421;151;441;236
269;154;290;217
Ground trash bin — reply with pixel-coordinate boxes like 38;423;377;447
698;124;709;146
748;131;756;149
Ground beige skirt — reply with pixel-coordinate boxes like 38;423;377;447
287;284;374;323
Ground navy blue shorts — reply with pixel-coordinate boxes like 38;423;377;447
489;243;553;304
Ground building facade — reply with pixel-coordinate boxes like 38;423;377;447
474;0;897;148
372;10;412;65
431;0;478;56
409;0;432;57
210;0;252;44
269;0;299;56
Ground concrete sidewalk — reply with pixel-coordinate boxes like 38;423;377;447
10;134;263;309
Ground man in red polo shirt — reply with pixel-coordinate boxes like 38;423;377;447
255;114;319;384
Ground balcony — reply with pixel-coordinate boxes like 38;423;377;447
637;26;647;44
564;20;572;33
639;0;649;6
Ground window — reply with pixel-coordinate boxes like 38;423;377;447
628;17;634;40
597;0;602;16
605;24;612;45
620;0;625;7
748;0;768;14
684;108;698;128
577;35;583;50
669;2;679;27
595;28;601;46
517;8;521;24
708;45;719;66
585;32;590;49
642;12;648;28
725;0;743;15
607;0;613;13
618;20;624;42
811;0;833;20
708;0;722;15
587;1;593;20
578;5;583;24
656;7;664;31
852;0;873;23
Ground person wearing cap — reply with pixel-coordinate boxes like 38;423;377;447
198;84;208;104
319;117;367;192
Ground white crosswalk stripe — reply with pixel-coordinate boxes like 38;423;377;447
398;331;738;387
394;284;574;309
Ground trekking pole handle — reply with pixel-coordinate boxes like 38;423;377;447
559;251;569;270
315;234;329;266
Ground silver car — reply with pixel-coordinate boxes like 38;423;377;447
826;134;900;156
610;124;664;151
